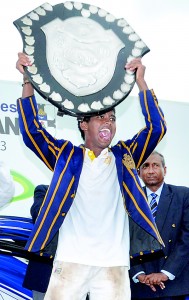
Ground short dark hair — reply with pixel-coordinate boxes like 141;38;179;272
151;151;165;167
77;108;116;141
77;116;91;140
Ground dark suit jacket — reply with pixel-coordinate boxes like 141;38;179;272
23;184;57;293
130;183;189;298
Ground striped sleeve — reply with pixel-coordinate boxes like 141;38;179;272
17;95;63;171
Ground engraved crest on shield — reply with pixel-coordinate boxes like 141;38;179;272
42;17;125;96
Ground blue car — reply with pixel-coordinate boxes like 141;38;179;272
0;215;33;300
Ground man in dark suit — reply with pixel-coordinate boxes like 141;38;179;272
130;151;189;300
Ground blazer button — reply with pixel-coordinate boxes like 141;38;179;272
62;212;66;216
164;256;167;259
169;240;172;242
172;224;176;227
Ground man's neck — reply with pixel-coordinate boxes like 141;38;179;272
84;144;107;158
146;182;164;194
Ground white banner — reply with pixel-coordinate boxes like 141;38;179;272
0;80;57;217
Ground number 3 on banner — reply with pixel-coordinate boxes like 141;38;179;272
0;140;6;151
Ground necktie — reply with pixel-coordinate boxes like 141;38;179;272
150;193;158;219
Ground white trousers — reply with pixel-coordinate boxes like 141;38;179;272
44;261;131;300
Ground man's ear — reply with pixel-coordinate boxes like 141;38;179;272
164;166;167;177
80;121;88;131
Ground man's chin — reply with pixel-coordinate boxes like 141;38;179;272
146;181;157;186
99;137;112;146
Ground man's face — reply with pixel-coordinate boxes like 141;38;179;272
81;110;116;150
138;153;166;188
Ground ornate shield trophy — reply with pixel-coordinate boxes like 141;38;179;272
14;2;149;117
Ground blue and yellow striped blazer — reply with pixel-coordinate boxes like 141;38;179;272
17;89;167;263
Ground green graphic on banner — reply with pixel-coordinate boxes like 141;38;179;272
10;170;35;201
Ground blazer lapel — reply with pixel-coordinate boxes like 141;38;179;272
111;146;123;191
73;145;84;190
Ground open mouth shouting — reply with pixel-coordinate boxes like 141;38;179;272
99;128;112;142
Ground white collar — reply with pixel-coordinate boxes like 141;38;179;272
146;183;164;198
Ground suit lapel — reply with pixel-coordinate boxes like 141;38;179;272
143;184;173;232
155;184;173;232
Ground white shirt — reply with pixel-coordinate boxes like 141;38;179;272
55;148;130;267
146;185;163;206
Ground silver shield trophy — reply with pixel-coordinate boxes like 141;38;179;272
14;2;150;117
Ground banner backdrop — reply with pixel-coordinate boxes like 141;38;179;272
0;80;58;217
